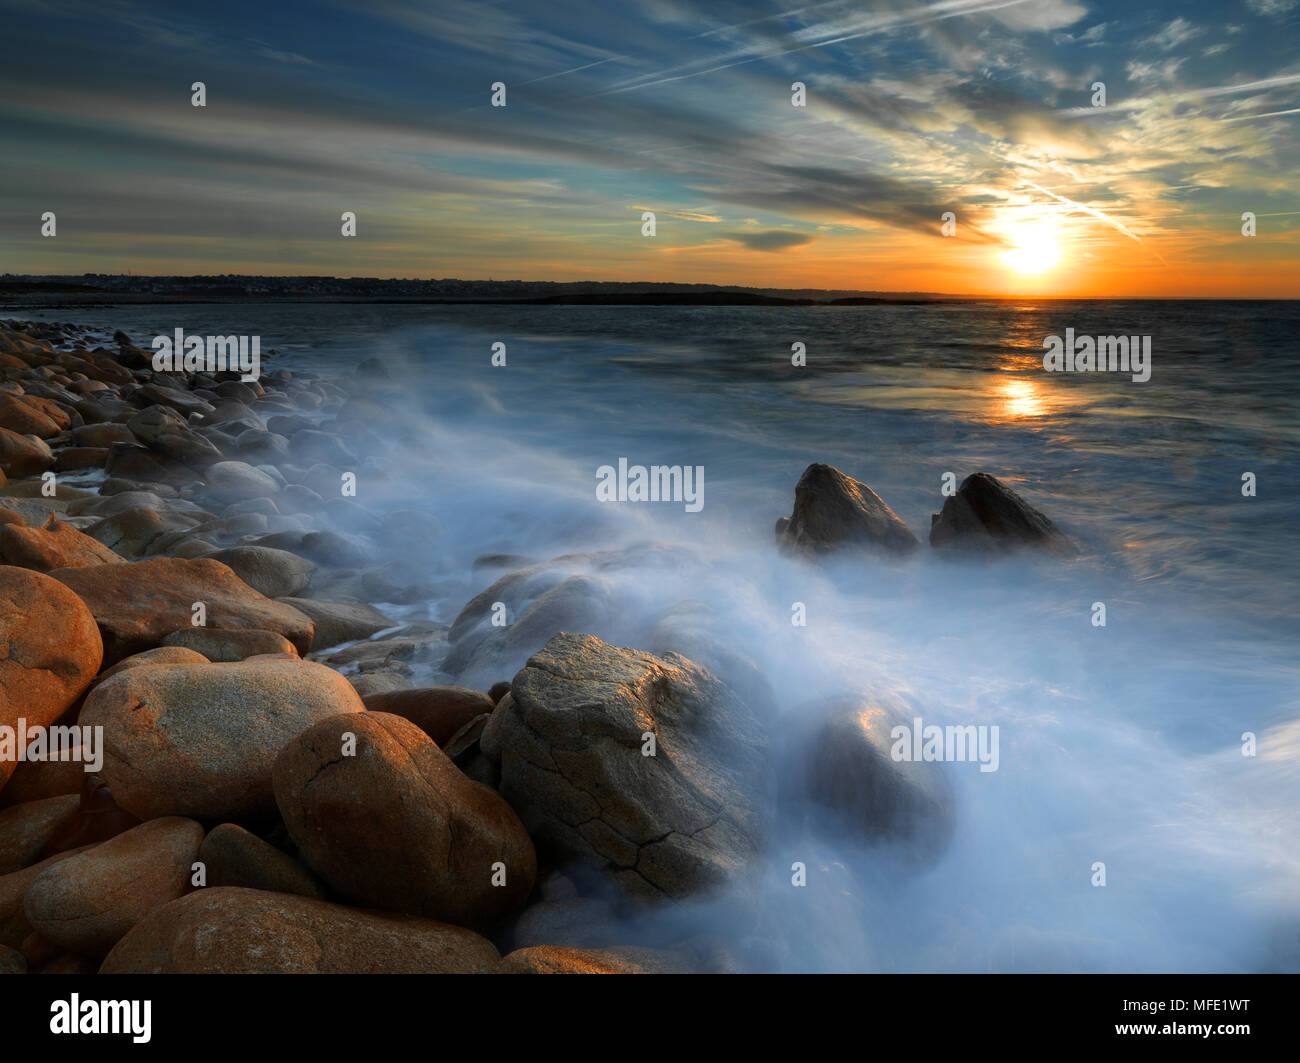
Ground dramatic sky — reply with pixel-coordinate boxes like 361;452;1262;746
2;0;1297;295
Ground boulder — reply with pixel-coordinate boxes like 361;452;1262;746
204;461;280;504
205;545;314;598
0;567;103;788
0;845;97;948
83;507;200;559
0;394;61;438
78;657;366;821
0;515;124;572
784;693;956;866
483;633;768;903
195;823;325;899
101;888;500;973
359;686;494;745
0;796;80;874
23;817;204;957
0;427;53;478
49;557;315;663
160;627;297;662
276;597;390;650
273;712;535;927
126;407;222;468
929;472;1076;558
776;463;919;556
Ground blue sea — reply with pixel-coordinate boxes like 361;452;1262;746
16;298;1299;972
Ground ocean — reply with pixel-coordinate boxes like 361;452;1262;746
15;298;1299;972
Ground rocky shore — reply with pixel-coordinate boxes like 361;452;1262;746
0;318;1073;974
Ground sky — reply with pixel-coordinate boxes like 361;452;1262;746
1;0;1297;296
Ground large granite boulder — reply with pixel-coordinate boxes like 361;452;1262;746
482;633;768;904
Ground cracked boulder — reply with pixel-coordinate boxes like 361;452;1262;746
78;657;365;821
776;463;919;557
929;472;1076;558
480;632;768;904
272;711;535;928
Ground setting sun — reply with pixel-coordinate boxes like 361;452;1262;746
1001;224;1061;274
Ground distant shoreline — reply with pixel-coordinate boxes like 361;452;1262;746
0;288;1288;310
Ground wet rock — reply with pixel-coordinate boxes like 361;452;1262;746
776;463;919;556
783;693;956;867
483;633;768;904
929;472;1076;558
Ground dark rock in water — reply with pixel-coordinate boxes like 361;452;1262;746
784;693;956;867
488;681;511;704
929;472;1076;558
776;463;919;557
482;632;769;905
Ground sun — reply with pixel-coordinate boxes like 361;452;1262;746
1000;223;1061;274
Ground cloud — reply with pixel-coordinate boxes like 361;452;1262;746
1245;0;1298;15
1144;18;1202;51
722;229;814;250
